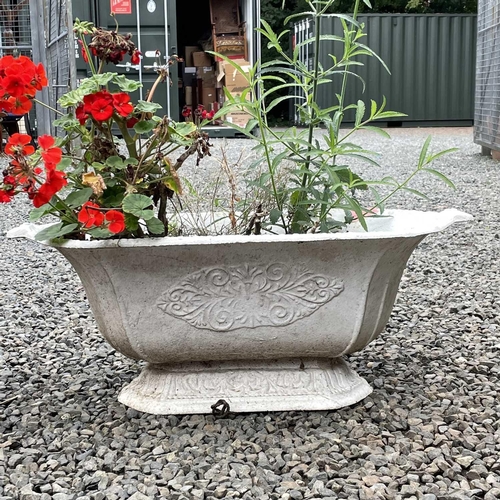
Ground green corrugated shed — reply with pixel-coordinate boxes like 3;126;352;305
293;14;477;126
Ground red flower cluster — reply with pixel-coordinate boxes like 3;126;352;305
182;105;192;118
78;201;125;234
0;55;48;114
87;27;141;65
0;133;66;208
76;90;134;124
194;104;214;122
79;38;141;67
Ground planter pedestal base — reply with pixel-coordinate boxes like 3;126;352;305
118;358;372;415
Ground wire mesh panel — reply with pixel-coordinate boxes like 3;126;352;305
44;0;75;134
0;1;33;136
474;0;500;151
0;0;31;56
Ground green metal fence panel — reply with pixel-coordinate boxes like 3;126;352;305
293;14;477;126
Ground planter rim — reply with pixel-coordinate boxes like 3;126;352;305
7;208;472;248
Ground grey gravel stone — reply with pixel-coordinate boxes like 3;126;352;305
1;128;499;498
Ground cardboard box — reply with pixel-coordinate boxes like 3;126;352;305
222;59;251;94
226;110;252;128
193;51;212;67
185;86;193;106
197;66;216;86
202;87;216;108
184;46;199;67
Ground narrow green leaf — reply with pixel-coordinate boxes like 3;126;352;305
418;136;433;168
421;168;456;189
401;187;430;200
361;125;391;139
355;100;365;127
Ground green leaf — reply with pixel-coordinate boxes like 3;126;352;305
401;187;430;200
92;73;115;86
57;157;73;170
101;185;125;207
133;120;156;134
421;168;456;189
65;188;93;208
360;125;391;139
122;194;155;219
425;148;458;164
355;100;365;127
53;115;81;130
146;217;165;235
87;227;114;239
269;209;282;225
106;156;125;168
135;100;162;113
124;213;140;231
418;136;432;168
35;223;78;241
29;204;53;222
113;74;143;92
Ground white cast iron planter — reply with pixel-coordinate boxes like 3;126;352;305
9;209;472;415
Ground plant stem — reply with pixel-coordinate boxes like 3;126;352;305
338;0;361;113
115;118;138;157
33;98;64;116
79;33;97;76
255;79;288;232
300;12;322;190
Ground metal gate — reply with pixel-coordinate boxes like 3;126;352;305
0;0;34;135
474;0;500;155
30;0;76;136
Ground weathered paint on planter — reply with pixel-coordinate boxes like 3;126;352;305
8;209;472;414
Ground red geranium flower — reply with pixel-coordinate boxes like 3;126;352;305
90;99;114;121
78;201;104;228
105;210;125;233
2;73;32;97
0;55;15;77
0;189;13;203
83;90;112;109
112;93;134;117
38;135;63;168
84;90;114;122
33;63;48;91
131;50;141;65
75;104;89;125
8;95;33;115
126;116;139;128
32;169;67;208
3;175;16;187
5;133;34;156
78;40;89;63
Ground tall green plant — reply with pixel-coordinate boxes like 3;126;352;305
215;0;455;234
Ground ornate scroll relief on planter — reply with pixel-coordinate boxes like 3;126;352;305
157;263;344;331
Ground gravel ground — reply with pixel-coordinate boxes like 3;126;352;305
1;127;499;500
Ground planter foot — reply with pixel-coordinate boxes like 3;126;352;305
118;358;372;415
